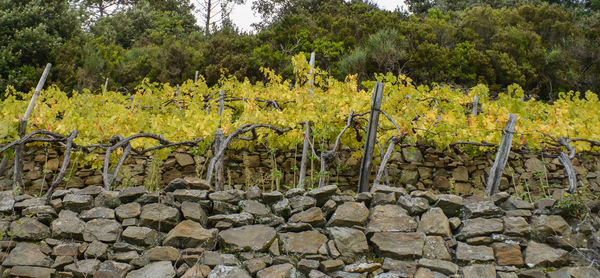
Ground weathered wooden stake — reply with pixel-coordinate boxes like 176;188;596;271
103;78;109;94
308;52;315;95
214;90;226;190
358;82;384;192
195;71;199;83
297;122;310;188
298;52;315;188
558;152;578;193
14;63;52;193
485;113;517;196
472;95;479;116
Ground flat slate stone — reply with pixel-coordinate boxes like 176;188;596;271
163;220;218;249
219;225;276;251
327;202;369;227
125;261;175;278
280;230;328;255
327;227;370;258
370;232;425;259
367;205;417;234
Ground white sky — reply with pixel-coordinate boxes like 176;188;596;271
230;0;407;33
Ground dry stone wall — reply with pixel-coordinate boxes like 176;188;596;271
1;146;600;199
0;182;598;278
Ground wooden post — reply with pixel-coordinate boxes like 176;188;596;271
297;122;310;188
485;113;517;196
558;152;578;193
358;82;384;192
0;154;7;177
14;63;52;193
214;90;225;190
195;71;199;83
472;95;479;116
103;78;109;94
308;52;315;95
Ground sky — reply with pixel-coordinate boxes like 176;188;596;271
229;0;407;33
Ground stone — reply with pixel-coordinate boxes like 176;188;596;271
79;207;115;220
503;216;531;236
524;241;568;267
140;203;180;232
184;177;212;190
83;219;121;242
9;266;55;278
95;191;121;208
207;265;251;278
0;191;14;213
289;196;316;210
63;193;93;212
344;262;381;273
115;202;141;220
280;230;328;255
207;212;253;227
458;218;503;239
175;153;195;167
241;199;270;216
219;225;276;251
244;258;268;274
298;259;320;273
462;200;503;218
455;242;494;262
518;270;547;278
64;259;101;278
414;267;447;278
201;251;240;266
182;264;211;278
371;232;425;259
417;258;458;275
114;251;139;262
448;217;461;230
531;215;570;238
262;191;284;204
501;197;534;210
51;210;85;239
122;226;160;246
125;261;176;278
562;267;600;278
96;260;132;278
367;205;417;234
452;166;469;181
308;270;330;278
10;217;50;240
397;196;430;215
85;241;108;259
53;243;81;256
307;185;338;205
289;207;325;226
327;202;369;227
180;201;208;225
209;191;240;203
417;208;451;237
320;259;344;273
434;194;463;217
493;243;523;266
257;263;297;278
399;169;419;185
146;246;180;261
327;227;369;258
422;236;451;260
118;186;147;203
461;265;496;278
163;220;218;249
2;242;51;267
173;189;209;202
272;198;291;217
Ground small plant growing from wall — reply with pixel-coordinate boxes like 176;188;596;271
144;154;162;192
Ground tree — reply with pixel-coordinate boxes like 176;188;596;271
0;0;82;95
194;0;244;34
